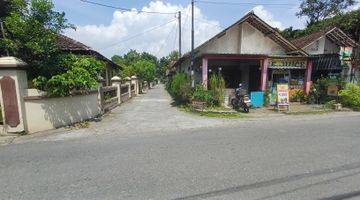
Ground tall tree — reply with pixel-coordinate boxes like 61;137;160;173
158;51;179;80
0;0;73;79
297;0;355;25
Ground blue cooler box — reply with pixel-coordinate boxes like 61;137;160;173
250;92;265;108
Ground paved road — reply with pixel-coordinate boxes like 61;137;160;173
1;85;360;200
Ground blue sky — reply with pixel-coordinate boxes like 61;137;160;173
51;0;356;58
54;0;305;29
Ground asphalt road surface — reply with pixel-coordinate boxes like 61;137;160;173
1;85;360;200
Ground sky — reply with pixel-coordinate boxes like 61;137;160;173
52;0;359;59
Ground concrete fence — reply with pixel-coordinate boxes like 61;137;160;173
0;57;149;134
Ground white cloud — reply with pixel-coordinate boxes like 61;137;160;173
65;1;221;58
252;5;284;30
349;4;359;11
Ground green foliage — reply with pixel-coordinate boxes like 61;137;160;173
290;89;308;102
133;60;156;83
0;0;73;79
170;72;192;103
209;74;226;106
310;77;343;103
339;83;360;110
158;51;179;81
33;55;104;97
297;0;355;25
324;100;337;109
192;85;215;106
112;50;159;83
282;9;360;41
264;90;271;106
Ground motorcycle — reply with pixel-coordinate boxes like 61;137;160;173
230;84;251;113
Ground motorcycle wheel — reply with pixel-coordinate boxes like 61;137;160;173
231;98;239;110
243;106;250;113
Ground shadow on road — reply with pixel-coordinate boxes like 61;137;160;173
173;161;360;200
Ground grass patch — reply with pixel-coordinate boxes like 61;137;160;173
285;109;332;115
197;111;247;118
178;105;248;119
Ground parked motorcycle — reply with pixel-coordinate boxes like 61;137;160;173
231;84;251;113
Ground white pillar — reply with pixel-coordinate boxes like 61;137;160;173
0;57;28;134
131;75;139;95
124;77;131;98
111;76;122;104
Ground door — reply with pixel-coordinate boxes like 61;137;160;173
0;76;20;128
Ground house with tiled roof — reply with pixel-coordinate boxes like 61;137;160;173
292;27;358;81
58;35;121;86
175;12;314;94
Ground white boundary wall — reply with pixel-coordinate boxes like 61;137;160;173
24;92;101;133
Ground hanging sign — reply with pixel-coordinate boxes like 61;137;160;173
269;58;307;69
277;84;289;106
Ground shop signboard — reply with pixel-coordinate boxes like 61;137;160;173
277;84;289;106
269;58;307;69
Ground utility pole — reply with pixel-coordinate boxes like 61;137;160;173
0;20;9;56
191;0;195;87
178;11;182;57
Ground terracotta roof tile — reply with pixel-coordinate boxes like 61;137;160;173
57;35;121;69
292;27;357;49
58;34;92;51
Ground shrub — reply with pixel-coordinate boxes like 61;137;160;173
339;83;360;110
311;77;344;103
324;100;337;109
290;89;308;103
33;55;104;97
192;85;215;106
209;74;225;106
264;89;271;106
170;73;192;103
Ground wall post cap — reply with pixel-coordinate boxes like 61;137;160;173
131;75;138;80
111;76;121;82
0;57;27;69
124;77;131;81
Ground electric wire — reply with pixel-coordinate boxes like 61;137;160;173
195;0;298;7
80;0;177;15
100;19;177;50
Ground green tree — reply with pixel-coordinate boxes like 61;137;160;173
282;9;360;45
140;52;158;64
133;60;156;83
280;27;304;40
158;51;179;80
123;49;141;66
297;0;355;25
0;0;73;79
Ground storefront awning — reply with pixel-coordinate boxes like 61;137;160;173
311;54;342;71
